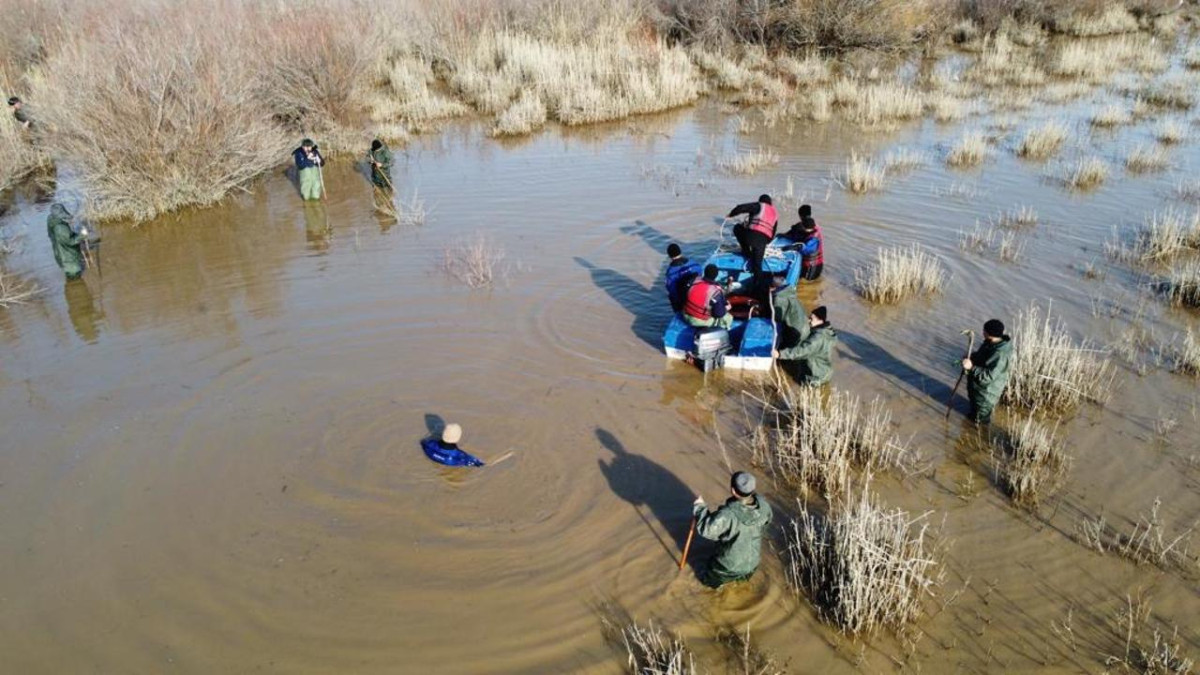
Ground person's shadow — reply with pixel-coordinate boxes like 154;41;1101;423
595;427;702;572
574;257;666;349
837;329;958;415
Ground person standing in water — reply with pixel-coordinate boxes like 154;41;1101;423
46;203;91;281
963;319;1013;425
292;138;325;201
728;194;778;279
691;471;773;588
367;138;393;190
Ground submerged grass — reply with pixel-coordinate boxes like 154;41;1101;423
994;414;1070;510
1078;498;1196;572
855;244;946;304
1063;156;1109;190
1016;121;1068;160
719;147;780;176
442;232;505;289
842;151;887;194
946;130;988;167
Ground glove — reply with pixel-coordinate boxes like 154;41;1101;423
80;226;89;236
693;496;705;507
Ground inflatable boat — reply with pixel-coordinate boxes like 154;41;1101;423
663;238;803;372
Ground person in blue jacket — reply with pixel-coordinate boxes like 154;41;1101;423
421;423;484;467
292;138;325;201
664;243;702;313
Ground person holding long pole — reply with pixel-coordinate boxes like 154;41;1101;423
293;138;326;202
689;471;773;588
961;319;1013;425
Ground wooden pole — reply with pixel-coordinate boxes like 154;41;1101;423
679;515;697;571
945;329;976;419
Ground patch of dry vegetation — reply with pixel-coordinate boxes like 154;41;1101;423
0;267;43;307
1091;105;1131;128
1004;302;1113;413
786;485;945;636
751;387;913;501
1154;118;1186;144
1017;121;1068;160
855;244;946;304
1063;156;1109;190
1140;78;1196;110
442;232;505;289
883;148;925;174
993;414;1070;510
1078;498;1196;572
617;620;696;675
1125;143;1170;173
946;130;988;167
1162;261;1200;307
1107;209;1200;263
1169;328;1200;376
718;147;780;176
841;151;886;194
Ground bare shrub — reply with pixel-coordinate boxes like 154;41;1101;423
1017;121;1068;160
752;387;913;501
442;233;505;289
993;414;1070;510
0;268;43;307
618;620;696;675
786;485;945;635
1078;498;1196;571
855;244;947;304
1063;156;1109;190
1162;261;1200;307
1169;328;1200;376
841;151;886;194
1004;302;1113;413
946;130;988;167
1125;144;1169;173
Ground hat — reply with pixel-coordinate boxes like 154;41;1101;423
7;96;20;106
758;194;772;205
301;138;315;148
442;423;462;444
984;319;1005;337
799;204;812;218
667;243;681;258
371;139;383;151
812;306;827;322
731;471;756;496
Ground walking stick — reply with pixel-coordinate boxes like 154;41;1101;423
317;160;328;202
368;150;395;191
679;515;697;571
945;329;976;419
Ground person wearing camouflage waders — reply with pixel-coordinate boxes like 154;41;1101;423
46;203;90;281
292;138;325;201
691;471;773;588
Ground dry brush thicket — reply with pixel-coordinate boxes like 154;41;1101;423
855;244;947;304
1004;302;1113;413
786;484;945;636
0;267;43;307
751;387;914;501
442;232;506;289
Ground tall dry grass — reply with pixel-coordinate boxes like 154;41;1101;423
993;414;1070;510
841;151;887;194
855;244;947;304
1106;208;1200;263
1016;121;1068;160
786;484;944;635
1162;261;1200;307
617;620;696;675
1004;302;1113;413
752;387;914;501
443;232;506;289
1169;328;1200;376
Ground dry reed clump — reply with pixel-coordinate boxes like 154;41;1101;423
826;78;925;128
946;130;987;167
1090;105;1131;128
1053;6;1138;36
928;93;970;123
0;268;43;307
959;222;994;254
841;151;887;194
751;387;913;501
1077;498;1196;571
718;147;779;176
997;230;1026;263
1016;121;1068;160
369;53;469;131
1063;156;1109;190
855;244;946;304
883;148;926;174
993;414;1070;510
442;233;505;289
785;485;944;636
1185;44;1200;69
998;205;1038;228
776;53;832;87
1107;208;1200;263
617;620;696;675
1125;143;1170;173
1004;302;1113;413
1140;78;1196;110
968;33;1046;87
492;92;548;137
1162;261;1200;307
1154;118;1186;145
1169;328;1200;376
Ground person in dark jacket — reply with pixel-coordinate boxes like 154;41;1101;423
292;138;325;201
963;319;1013;424
8;96;31;129
770;274;809;353
728;194;778;279
367;138;393;189
774;305;837;385
664;243;701;313
682;264;732;329
783;205;823;281
46;203;89;280
692;471;773;588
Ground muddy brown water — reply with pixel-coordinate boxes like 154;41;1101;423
1;97;1198;673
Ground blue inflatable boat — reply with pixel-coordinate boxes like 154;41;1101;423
662;239;802;372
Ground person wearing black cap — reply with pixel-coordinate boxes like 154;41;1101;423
8;96;31;129
292;138;325;201
962;319;1013;424
367;138;393;189
728;194;778;279
682;263;733;329
691;470;773;588
664;242;701;314
774;305;837;386
783;204;823;281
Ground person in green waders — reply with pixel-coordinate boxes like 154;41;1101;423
692;471;773;588
773;305;837;386
292;138;325;201
46;203;91;281
367;138;393;189
962;319;1013;425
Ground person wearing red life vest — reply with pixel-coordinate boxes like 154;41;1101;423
728;194;778;280
783;204;824;281
682;264;733;329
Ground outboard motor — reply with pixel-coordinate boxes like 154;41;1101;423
692;328;731;373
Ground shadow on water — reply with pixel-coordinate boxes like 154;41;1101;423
423;413;446;437
595;427;702;573
64;279;104;344
837;329;959;415
574;257;665;349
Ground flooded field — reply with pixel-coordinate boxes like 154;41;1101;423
2;86;1199;672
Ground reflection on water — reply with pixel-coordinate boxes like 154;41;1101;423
1;96;1198;673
